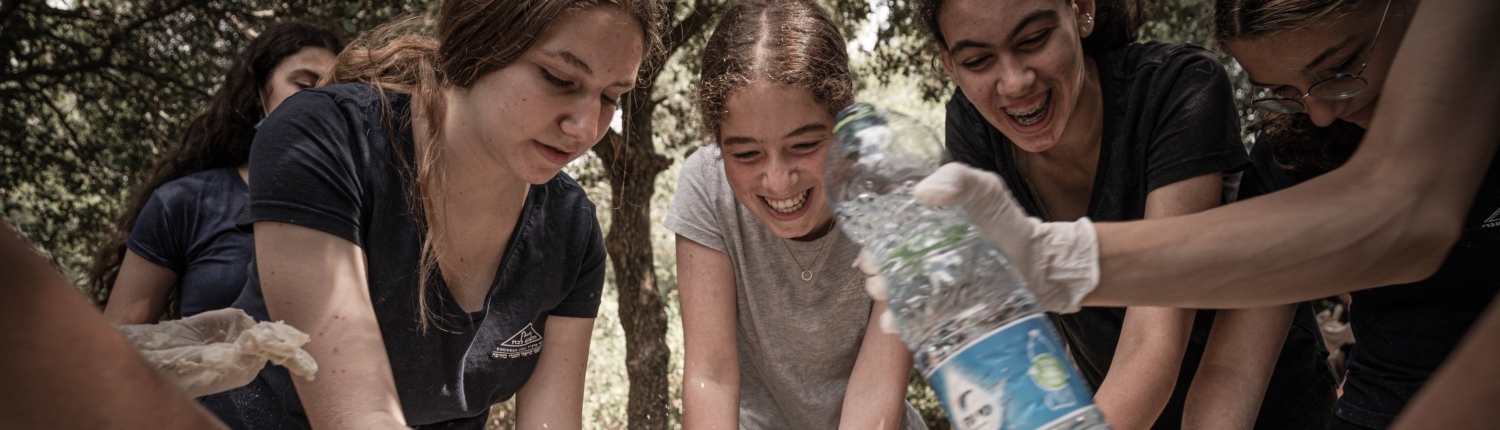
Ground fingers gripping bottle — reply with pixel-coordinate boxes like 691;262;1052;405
825;104;1109;430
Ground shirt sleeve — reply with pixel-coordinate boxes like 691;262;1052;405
550;213;606;318
944;91;1002;171
245;90;366;247
1144;47;1250;193
662;148;728;253
125;189;188;273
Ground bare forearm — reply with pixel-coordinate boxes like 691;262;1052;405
683;372;740;429
678;236;743;429
102;296;164;325
1392;298;1500;429
1094;362;1181;430
1087;0;1500;309
256;223;407;430
1095;307;1194;430
1183;305;1295;430
840;304;913;430
515;317;592;430
102;251;177;325
0;225;227;430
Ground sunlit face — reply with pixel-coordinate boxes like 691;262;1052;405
938;0;1095;153
1226;1;1411;130
450;6;645;184
261;46;337;115
718;82;837;239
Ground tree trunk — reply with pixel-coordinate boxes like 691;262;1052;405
593;87;673;429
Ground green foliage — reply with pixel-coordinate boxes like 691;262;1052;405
0;0;436;292
4;0;1258;428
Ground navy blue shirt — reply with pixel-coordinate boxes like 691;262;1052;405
1239;134;1500;429
201;84;608;430
126;167;253;317
946;42;1336;429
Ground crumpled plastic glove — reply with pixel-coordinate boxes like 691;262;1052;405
117;308;318;398
857;163;1100;326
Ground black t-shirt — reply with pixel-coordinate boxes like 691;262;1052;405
126;167;253;317
200;83;608;430
1239;135;1500;429
946;42;1335;429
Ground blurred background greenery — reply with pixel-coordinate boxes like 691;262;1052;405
1;0;1248;428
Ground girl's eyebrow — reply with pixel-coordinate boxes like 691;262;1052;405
545;49;634;88
948;9;1058;54
1303;35;1358;74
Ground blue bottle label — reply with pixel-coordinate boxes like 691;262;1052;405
925;314;1098;430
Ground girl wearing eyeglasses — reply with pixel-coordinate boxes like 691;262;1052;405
1219;1;1500;429
863;1;1498;427
914;0;1336;428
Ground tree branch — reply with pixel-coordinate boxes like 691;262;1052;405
666;0;717;54
40;96;82;149
107;65;210;98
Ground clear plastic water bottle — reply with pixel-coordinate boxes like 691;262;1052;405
825;104;1109;430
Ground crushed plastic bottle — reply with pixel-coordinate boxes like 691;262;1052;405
825;104;1109;430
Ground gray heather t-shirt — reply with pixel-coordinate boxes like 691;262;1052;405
666;147;925;430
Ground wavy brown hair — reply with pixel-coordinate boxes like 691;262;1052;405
86;22;342;306
1214;0;1405;172
695;0;854;140
326;0;663;331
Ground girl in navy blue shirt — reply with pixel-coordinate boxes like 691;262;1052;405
197;1;662;429
91;22;341;324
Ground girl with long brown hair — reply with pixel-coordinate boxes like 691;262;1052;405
668;0;923;427
196;1;662;428
1218;1;1499;428
89;22;341;324
913;0;1335;427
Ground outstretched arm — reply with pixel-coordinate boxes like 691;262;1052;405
0;223;227;430
515;316;594;429
1182;304;1296;429
839;300;914;430
1086;0;1500;308
678;234;742;429
255;222;408;430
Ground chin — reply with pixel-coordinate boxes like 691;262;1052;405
1010;137;1057;153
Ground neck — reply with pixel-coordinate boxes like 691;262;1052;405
789;217;836;242
1035;55;1105;172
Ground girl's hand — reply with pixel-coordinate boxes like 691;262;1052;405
859;162;1100;316
119;308;317;397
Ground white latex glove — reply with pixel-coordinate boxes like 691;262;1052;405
118;308;318;397
859;163;1100;322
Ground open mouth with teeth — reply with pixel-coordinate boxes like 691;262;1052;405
1004;90;1052;127
763;189;810;215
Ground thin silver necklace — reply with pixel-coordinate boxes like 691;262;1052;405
779;221;835;282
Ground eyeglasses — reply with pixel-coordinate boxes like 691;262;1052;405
1251;0;1393;114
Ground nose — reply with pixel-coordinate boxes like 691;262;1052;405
559;95;602;144
762;154;799;194
994;56;1036;100
1303;98;1340;127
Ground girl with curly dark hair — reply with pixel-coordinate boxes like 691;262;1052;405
1221;1;1500;428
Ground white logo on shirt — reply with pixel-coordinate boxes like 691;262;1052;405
491;323;543;359
1483;207;1500;229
